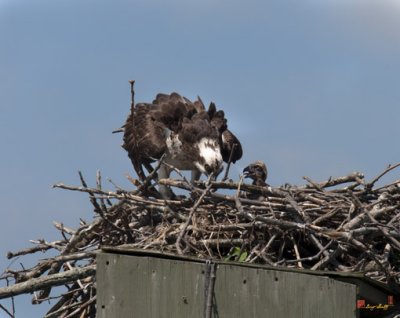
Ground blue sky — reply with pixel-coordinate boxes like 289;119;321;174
1;0;400;316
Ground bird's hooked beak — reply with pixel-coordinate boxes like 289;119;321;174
243;165;253;178
242;161;268;183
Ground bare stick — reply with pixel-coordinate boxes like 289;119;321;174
290;235;303;268
160;160;194;191
135;153;166;196
365;162;400;190
302;172;365;190
0;265;95;300
97;170;108;214
176;176;213;254
222;143;237;181
7;244;52;260
129;80;135;112
0;303;13;318
79;172;133;239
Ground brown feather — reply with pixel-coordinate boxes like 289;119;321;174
221;129;243;163
180;116;218;144
122;91;243;183
122;103;167;180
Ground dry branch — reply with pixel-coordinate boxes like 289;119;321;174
0;265;95;300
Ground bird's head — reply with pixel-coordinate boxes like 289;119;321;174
194;138;223;178
243;161;268;185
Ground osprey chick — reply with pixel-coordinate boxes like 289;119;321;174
243;161;268;186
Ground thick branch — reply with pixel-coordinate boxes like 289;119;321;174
0;265;95;300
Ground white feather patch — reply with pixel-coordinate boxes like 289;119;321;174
195;138;223;174
164;133;193;170
165;133;182;156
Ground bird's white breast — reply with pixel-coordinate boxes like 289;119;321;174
197;138;222;163
195;138;223;174
164;134;194;170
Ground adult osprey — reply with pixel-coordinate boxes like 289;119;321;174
122;91;242;198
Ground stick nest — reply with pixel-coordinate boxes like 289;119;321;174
1;164;400;317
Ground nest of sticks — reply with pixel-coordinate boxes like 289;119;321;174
1;163;400;317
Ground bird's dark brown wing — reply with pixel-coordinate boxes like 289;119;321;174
122;93;204;180
122;91;243;179
180;115;218;144
153;92;198;120
122;103;167;180
221;129;243;163
207;102;242;163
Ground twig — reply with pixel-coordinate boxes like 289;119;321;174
176;176;213;254
129;80;135;112
0;303;14;318
135;153;166;196
366;162;400;190
7;245;52;260
0;265;95;300
290;235;303;268
222;143;237;181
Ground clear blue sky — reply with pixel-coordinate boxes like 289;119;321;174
1;0;400;316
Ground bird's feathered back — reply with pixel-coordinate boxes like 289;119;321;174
122;92;243;181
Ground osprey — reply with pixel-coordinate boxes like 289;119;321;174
243;161;268;201
243;161;268;186
122;91;243;198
